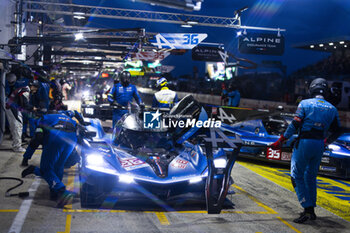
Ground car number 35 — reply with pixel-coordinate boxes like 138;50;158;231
267;148;281;160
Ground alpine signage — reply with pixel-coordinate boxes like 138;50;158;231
151;33;207;49
192;46;224;62
238;33;284;56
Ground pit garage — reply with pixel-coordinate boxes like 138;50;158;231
0;1;350;233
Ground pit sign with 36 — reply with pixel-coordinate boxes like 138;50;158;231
151;33;207;49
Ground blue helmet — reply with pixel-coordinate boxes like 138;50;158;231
156;77;167;87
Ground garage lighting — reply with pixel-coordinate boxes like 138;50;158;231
74;32;84;41
310;45;314;48
181;24;192;28
319;44;324;47
345;45;348;48
340;41;345;44
334;46;337;49
119;174;134;184
187;20;198;25
329;42;334;46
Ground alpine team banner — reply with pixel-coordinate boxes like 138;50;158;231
151;33;207;49
192;46;225;62
238;33;284;56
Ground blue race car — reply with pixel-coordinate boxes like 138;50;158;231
78;95;243;214
217;108;350;179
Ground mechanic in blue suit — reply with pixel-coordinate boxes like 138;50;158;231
223;83;240;107
21;110;85;207
107;71;142;128
271;78;341;224
152;77;178;109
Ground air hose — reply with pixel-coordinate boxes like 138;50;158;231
0;177;29;198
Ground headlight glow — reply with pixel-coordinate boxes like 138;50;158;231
328;144;340;150
119;174;134;184
213;158;227;168
189;177;202;183
86;153;104;166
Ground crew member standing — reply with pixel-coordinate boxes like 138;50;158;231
5;73;29;152
152;77;178;109
226;83;240;107
271;78;341;223
107;71;142;127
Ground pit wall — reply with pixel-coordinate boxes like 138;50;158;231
137;87;350;128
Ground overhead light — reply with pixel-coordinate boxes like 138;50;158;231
74;15;86;20
186;20;198;25
334;46;337;49
319;44;324;47
74;32;84;41
236;31;242;37
181;24;192;28
152;49;157;52
340;41;345;44
310;45;314;48
329;42;334;46
345;45;348;48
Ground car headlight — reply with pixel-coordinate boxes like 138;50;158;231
189;177;202;184
85;153;118;175
119;174;134;184
328;144;340;150
86;154;104;166
213;158;227;168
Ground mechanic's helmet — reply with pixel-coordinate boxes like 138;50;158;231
29;80;40;88
308;78;329;97
156;77;167;88
120;71;131;87
50;77;55;81
6;73;17;86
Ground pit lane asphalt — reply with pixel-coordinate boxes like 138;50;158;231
1;138;350;233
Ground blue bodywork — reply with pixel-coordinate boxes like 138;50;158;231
78;103;241;213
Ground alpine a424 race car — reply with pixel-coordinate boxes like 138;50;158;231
78;95;243;213
214;106;350;179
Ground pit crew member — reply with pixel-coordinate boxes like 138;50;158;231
107;71;142;127
152;77;178;109
271;78;341;223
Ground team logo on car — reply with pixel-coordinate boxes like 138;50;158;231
144;110;162;129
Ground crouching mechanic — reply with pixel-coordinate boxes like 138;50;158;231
152;77;178;109
21;110;87;207
107;71;142;128
271;78;341;223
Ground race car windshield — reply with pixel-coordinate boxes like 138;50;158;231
114;128;174;150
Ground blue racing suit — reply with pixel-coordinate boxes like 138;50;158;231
223;89;240;107
107;83;142;128
152;87;178;108
23;112;78;194
283;97;340;208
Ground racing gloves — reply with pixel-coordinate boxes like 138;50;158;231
270;135;287;150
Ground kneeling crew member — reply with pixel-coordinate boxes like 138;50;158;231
21;111;84;207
